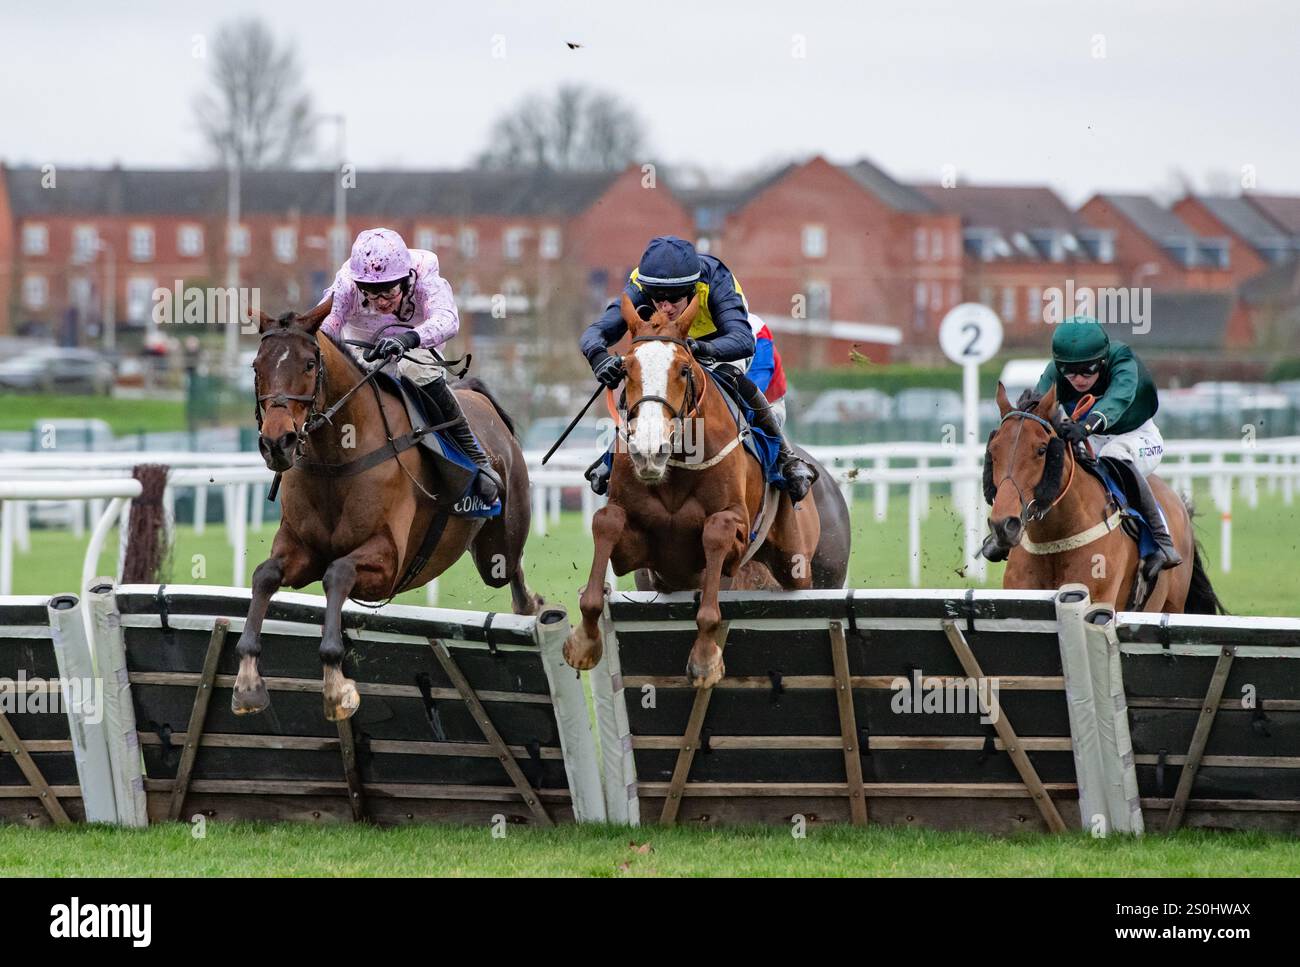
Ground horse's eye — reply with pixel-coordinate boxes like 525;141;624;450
305;360;315;372
1036;444;1047;456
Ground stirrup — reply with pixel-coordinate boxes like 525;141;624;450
474;465;502;504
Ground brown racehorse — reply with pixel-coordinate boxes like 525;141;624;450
237;298;541;721
983;382;1224;614
564;294;851;687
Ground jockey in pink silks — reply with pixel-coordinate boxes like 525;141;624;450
319;227;501;503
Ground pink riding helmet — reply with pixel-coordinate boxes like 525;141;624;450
349;228;412;284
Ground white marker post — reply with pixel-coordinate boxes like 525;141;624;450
939;303;1004;582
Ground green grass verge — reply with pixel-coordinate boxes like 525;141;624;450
11;482;1296;615
4;823;1299;877
0;393;186;434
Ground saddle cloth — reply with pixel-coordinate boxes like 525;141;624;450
373;370;501;519
1084;454;1160;559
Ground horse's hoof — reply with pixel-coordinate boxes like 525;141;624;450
686;645;725;689
231;681;270;715
323;679;361;722
563;628;603;671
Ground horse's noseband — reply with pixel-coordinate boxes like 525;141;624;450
623;334;701;425
989;408;1065;523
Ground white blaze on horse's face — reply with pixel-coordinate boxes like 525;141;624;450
628;341;677;482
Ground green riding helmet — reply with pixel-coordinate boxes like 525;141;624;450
1051;316;1110;364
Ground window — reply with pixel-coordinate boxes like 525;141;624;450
1026;287;1043;323
914;281;928;330
69;276;93;309
414;227;436;252
177;225;204;257
228;225;250;257
930;229;943;261
1001;286;1016;322
459;227;478;260
129;225;154;262
127;277;156;322
806;280;831;320
273;227;297;263
801;224;827;259
540;227;562;260
915;227;927;261
22;275;48;309
980;286;994;307
950;231;961;261
73;225;99;263
22;224;48;256
503;227;526;262
930;282;942;310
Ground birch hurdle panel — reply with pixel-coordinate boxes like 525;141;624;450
85;584;603;827
591;586;1143;835
1115;610;1300;833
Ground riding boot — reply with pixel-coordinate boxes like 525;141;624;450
423;377;502;505
1122;458;1183;571
585;454;611;496
730;370;818;503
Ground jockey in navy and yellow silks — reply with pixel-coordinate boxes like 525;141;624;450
580;236;818;501
579;241;754;365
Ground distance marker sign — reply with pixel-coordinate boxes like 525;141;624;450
939;303;1004;366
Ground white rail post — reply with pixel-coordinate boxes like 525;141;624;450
918;456;931;520
908;479;922;588
194;484;207;535
14;501;30;553
0;501;12;595
1244;452;1258;509
426;576;439;607
548;485;561;526
581;483;595;531
250;481;265;531
873;456;887;522
232;482;248;587
116;500;131;580
532;484;548;536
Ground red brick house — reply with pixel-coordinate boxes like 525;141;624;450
681;155;957;367
916;184;1124;349
1077;194;1235;291
1169;194;1287;285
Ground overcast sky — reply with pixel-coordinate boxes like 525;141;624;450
3;0;1297;204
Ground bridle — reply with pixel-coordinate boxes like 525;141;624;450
621;334;707;424
989;407;1077;523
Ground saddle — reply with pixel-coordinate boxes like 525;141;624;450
1075;450;1164;609
369;370;500;519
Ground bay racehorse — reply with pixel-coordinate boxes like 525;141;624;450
982;382;1224;613
238;298;541;720
564;294;851;687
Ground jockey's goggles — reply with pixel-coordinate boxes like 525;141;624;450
1060;359;1104;377
644;285;695;304
357;280;403;300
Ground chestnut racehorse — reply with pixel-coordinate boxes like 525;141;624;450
983;382;1224;614
238;299;540;721
564;294;851;687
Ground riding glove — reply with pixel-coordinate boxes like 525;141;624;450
1061;411;1104;444
686;338;717;363
365;329;421;362
592;351;625;388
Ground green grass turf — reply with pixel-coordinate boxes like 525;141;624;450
4;823;1300;877
11;481;1297;615
0;393;186;433
4;481;1297;876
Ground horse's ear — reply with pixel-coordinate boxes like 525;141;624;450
995;381;1012;417
254;309;277;334
1036;384;1058;418
674;294;701;339
618;292;639;335
297;294;333;334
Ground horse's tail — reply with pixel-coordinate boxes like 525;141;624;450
456;375;517;438
1181;495;1228;615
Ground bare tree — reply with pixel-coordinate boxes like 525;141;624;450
194;18;316;168
476;85;645;171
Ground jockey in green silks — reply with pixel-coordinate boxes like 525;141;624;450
1033;316;1182;572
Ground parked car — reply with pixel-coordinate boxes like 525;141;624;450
894;388;964;423
802;389;894;424
0;347;114;394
